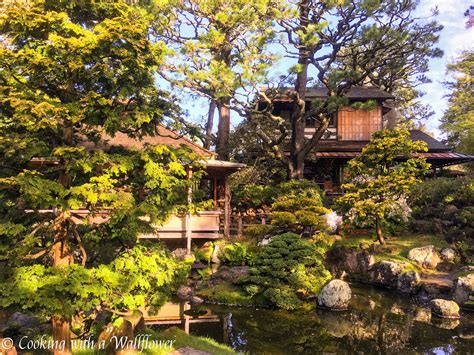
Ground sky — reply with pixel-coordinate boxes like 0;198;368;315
180;0;474;140
415;0;473;138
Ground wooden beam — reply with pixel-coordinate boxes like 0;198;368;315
186;167;193;253
223;178;231;237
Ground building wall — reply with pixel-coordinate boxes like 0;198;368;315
337;104;382;141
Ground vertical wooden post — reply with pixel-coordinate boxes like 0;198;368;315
223;177;231;237
213;176;218;210
237;215;243;237
186;167;193;253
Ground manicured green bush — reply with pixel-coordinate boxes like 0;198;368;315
196;282;267;306
242;232;331;310
245;224;275;239
244;180;331;239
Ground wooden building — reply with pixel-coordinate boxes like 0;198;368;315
30;125;245;251
267;87;473;193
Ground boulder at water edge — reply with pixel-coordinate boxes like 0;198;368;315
369;261;403;287
430;299;460;319
397;270;421;294
408;245;441;269
317;279;352;310
452;273;474;305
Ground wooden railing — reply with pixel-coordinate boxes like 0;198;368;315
224;213;269;237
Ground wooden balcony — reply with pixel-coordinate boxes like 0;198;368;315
138;210;222;251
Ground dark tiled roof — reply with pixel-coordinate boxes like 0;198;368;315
409;130;451;152
276;87;395;100
306;87;395;100
312;151;473;166
79;125;214;158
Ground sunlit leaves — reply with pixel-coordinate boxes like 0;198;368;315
440;50;474;171
337;128;430;230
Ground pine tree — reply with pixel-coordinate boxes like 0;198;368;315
0;2;200;352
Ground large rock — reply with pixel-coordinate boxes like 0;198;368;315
369;261;403;287
397;270;421;294
171;248;195;262
430;299;460;319
442;204;459;219
407;245;441;269
210;244;221;264
317;279;352;310
413;307;431;324
452;273;474;305
440;248;457;263
207;266;249;287
176;286;194;300
6;312;40;330
325;246;375;277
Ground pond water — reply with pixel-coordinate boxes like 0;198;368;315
150;284;474;353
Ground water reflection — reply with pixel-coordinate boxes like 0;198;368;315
144;302;225;337
149;284;474;353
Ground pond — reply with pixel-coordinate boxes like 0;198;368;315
149;284;474;353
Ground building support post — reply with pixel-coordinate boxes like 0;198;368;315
223;177;231;237
186;167;193;253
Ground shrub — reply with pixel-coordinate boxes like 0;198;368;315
409;177;474;248
245;224;275;239
242;232;331;310
231;183;278;213
241;179;332;239
196;282;266;306
410;177;474;209
218;242;255;266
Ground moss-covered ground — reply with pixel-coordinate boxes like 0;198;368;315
335;233;451;273
142;327;236;354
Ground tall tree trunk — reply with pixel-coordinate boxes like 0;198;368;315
216;98;231;161
375;217;385;244
52;316;72;355
289;0;310;180
204;100;216;150
51;214;73;354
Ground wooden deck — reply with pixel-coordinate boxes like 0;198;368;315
138;211;222;251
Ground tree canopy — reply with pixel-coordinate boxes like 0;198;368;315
337;128;429;244
241;0;442;178
0;1;203;352
440;50;474;172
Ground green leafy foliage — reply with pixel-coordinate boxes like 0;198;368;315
337;128;430;243
409;177;474;252
237;179;330;239
440;50;474;172
218;242;255;267
0;245;189;319
0;1;200;340
242;233;332;310
269;180;330;236
196;282;262;307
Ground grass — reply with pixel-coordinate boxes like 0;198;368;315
73;326;235;354
336;232;451;273
196;281;257;306
142;327;236;355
